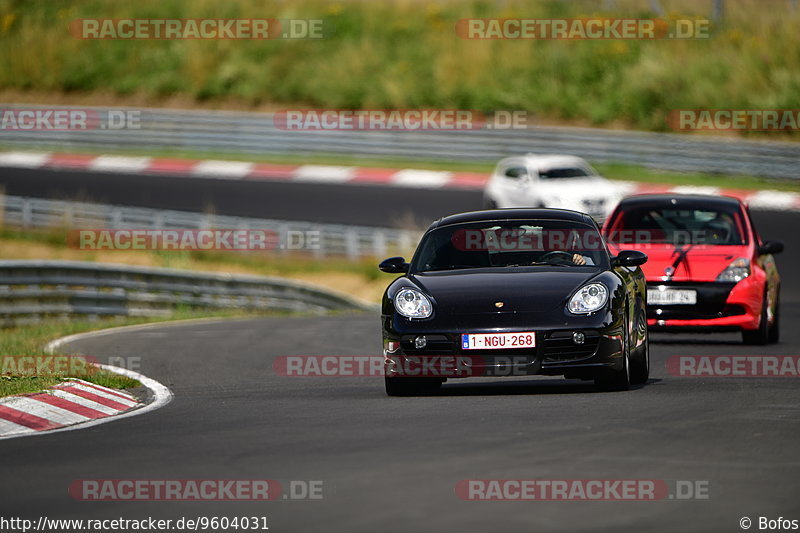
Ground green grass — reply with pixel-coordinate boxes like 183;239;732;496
1;0;799;135
592;163;800;192
0;309;276;398
0;375;62;397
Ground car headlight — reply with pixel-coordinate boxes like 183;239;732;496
568;283;609;314
394;288;433;319
716;258;750;283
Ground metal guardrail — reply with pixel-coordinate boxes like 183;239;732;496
0;195;420;259
0;105;798;179
0;260;371;326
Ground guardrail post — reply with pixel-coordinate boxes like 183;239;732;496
712;0;724;20
373;230;387;258
648;0;664;16
111;207;122;228
345;229;359;260
313;225;324;259
279;222;289;254
398;232;415;257
64;202;75;228
21;198;32;229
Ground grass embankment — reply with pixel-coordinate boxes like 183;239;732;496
2;318;146;397
0;0;798;135
0;226;393;303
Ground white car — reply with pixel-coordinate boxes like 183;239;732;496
482;154;622;220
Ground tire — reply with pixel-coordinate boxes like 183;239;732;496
595;314;631;392
768;292;780;344
742;291;770;345
385;377;441;397
629;307;650;385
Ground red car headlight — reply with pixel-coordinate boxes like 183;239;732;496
716;258;750;283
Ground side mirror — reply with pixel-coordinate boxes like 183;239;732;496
379;256;409;274
758;241;784;255
612;250;648;267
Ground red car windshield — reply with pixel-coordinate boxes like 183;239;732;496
605;204;748;246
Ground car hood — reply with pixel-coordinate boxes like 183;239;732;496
410;268;600;315
609;243;749;282
535;176;612;193
535;178;624;214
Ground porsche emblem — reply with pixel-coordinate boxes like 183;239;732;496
495;301;504;308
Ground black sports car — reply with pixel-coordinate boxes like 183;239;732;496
379;209;649;395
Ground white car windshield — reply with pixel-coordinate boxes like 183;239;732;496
538;167;593;179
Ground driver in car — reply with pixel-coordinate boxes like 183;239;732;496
571;253;587;265
533;250;590;265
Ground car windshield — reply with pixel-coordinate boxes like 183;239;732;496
538;167;592;179
605;204;748;245
410;219;609;273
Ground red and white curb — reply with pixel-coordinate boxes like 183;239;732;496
0;378;140;438
0;150;487;190
0;326;174;440
1;150;799;210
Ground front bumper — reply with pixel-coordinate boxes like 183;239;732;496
382;313;626;380
646;278;763;332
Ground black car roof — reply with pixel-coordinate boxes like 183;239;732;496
615;193;744;210
427;208;596;231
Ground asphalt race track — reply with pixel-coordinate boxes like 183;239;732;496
1;167;799;531
0;167;478;227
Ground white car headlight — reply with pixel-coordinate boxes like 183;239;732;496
716;258;750;283
394;288;433;319
568;283;609;314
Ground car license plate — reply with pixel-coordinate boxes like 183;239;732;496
461;332;536;350
647;288;697;305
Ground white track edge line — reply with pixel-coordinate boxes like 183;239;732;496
43;316;249;354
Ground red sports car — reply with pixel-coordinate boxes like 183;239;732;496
603;194;782;344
